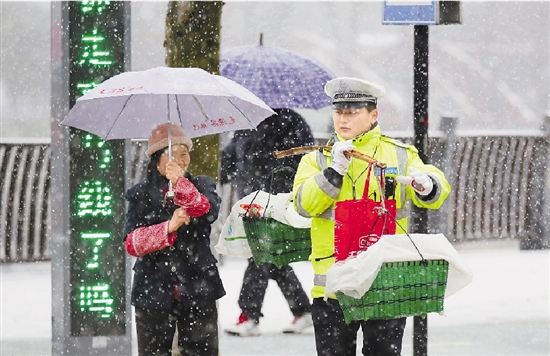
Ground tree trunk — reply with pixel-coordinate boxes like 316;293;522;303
165;1;223;180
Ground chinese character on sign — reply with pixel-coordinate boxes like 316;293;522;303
81;0;111;14
79;28;114;67
76;81;100;96
78;282;114;318
83;134;112;169
76;180;113;217
81;232;111;269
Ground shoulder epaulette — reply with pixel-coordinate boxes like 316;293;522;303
381;135;418;153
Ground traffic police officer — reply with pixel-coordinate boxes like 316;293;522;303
292;77;451;355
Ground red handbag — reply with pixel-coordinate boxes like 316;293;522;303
334;163;396;262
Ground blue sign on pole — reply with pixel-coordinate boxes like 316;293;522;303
382;1;437;25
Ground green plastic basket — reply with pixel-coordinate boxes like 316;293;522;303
242;216;311;269
336;259;449;323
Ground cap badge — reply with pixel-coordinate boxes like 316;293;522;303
337;80;349;94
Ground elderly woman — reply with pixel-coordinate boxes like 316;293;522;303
123;123;225;356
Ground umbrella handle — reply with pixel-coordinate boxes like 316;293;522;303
166;182;175;199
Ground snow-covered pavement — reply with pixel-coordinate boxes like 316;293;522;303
1;240;549;355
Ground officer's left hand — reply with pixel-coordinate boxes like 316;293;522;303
396;167;433;196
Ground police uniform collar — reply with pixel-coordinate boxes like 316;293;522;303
334;124;381;147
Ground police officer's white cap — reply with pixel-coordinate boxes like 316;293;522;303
325;77;386;109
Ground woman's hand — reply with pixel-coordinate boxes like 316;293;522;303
168;207;190;233
165;161;184;185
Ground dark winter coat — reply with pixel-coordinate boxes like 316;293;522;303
221;108;315;198
123;168;225;310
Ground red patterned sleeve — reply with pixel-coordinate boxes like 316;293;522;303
124;221;178;257
173;177;210;218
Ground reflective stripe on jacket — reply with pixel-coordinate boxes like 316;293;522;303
292;125;451;299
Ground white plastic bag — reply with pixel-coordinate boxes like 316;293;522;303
214;191;267;258
325;234;473;300
215;191;311;258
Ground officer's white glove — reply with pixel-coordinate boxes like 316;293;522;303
396;167;434;196
330;140;355;175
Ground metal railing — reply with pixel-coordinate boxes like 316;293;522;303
1;119;549;262
434;134;547;244
0;142;51;262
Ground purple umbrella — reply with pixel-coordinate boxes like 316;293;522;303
220;45;334;110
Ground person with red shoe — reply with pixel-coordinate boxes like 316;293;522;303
221;109;315;336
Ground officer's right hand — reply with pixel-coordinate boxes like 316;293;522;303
330;140;355;175
168;207;190;233
396;167;434;196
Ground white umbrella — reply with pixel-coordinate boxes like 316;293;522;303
61;66;275;195
61;66;275;140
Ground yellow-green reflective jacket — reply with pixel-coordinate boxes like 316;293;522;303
292;125;451;299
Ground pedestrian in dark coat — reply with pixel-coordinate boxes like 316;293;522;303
221;109;315;336
124;123;225;356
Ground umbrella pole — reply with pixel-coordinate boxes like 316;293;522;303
168;121;172;160
167;97;175;199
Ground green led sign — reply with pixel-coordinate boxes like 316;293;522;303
68;0;126;337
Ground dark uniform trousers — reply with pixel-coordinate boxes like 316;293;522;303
238;258;312;321
312;298;406;356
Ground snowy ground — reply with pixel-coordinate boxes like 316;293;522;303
1;239;549;355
